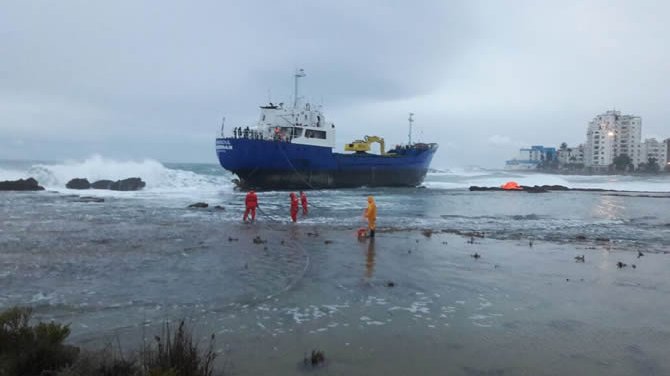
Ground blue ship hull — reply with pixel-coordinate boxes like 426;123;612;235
216;138;438;189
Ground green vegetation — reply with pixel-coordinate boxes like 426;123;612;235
638;157;661;173
612;154;633;172
0;307;78;375
0;307;219;376
142;321;216;376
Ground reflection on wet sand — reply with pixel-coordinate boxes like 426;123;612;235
366;238;376;278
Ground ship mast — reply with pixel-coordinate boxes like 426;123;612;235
408;112;414;145
293;68;306;108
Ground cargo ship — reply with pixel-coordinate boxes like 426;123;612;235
215;70;438;189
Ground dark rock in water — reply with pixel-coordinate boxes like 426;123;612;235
385;281;396;287
617;261;627;269
66;178;91;189
91;180;114;189
542;185;569;191
188;202;208;208
253;236;267;244
595;237;610;242
0;178;45;191
78;196;105;203
469;186;503;191
522;185;549;193
575;235;587;241
575;255;585;263
470;184;570;193
304;350;325;367
213;205;225;210
471;252;481;259
637;251;644;258
110;177;145;191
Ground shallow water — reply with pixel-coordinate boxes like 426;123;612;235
1;160;670;375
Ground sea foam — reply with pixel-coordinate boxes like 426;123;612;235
0;155;233;193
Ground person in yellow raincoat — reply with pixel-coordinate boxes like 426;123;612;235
363;195;377;238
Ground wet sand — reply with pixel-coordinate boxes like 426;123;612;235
3;203;670;375
73;223;666;376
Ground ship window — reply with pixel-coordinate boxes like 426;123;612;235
262;115;266;121
305;129;327;139
292;128;303;138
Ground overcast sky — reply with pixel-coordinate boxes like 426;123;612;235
1;0;669;168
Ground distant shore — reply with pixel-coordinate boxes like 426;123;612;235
508;169;670;177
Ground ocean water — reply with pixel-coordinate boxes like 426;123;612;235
2;156;668;249
2;157;670;375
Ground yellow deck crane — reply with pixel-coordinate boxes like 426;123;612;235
344;135;386;155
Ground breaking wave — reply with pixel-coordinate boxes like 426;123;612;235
0;155;233;192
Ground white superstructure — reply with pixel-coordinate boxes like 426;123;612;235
232;69;336;149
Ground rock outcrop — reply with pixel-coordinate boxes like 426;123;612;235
66;178;91;190
91;180;114;189
65;177;145;191
469;185;569;193
0;178;45;191
77;196;105;203
468;184;624;193
110;177;145;191
188;202;209;208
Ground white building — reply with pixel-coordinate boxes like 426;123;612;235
505;146;557;170
584;110;642;170
640;138;668;168
557;144;584;166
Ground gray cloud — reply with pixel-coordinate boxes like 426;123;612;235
1;0;668;167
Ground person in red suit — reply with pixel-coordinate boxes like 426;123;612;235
290;192;299;222
243;190;258;222
299;191;308;215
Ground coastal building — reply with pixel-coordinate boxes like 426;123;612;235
557;144;584;166
508;110;668;173
505;145;557;170
640;138;668;167
584;110;642;170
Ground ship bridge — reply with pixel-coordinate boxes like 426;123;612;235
255;99;336;149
